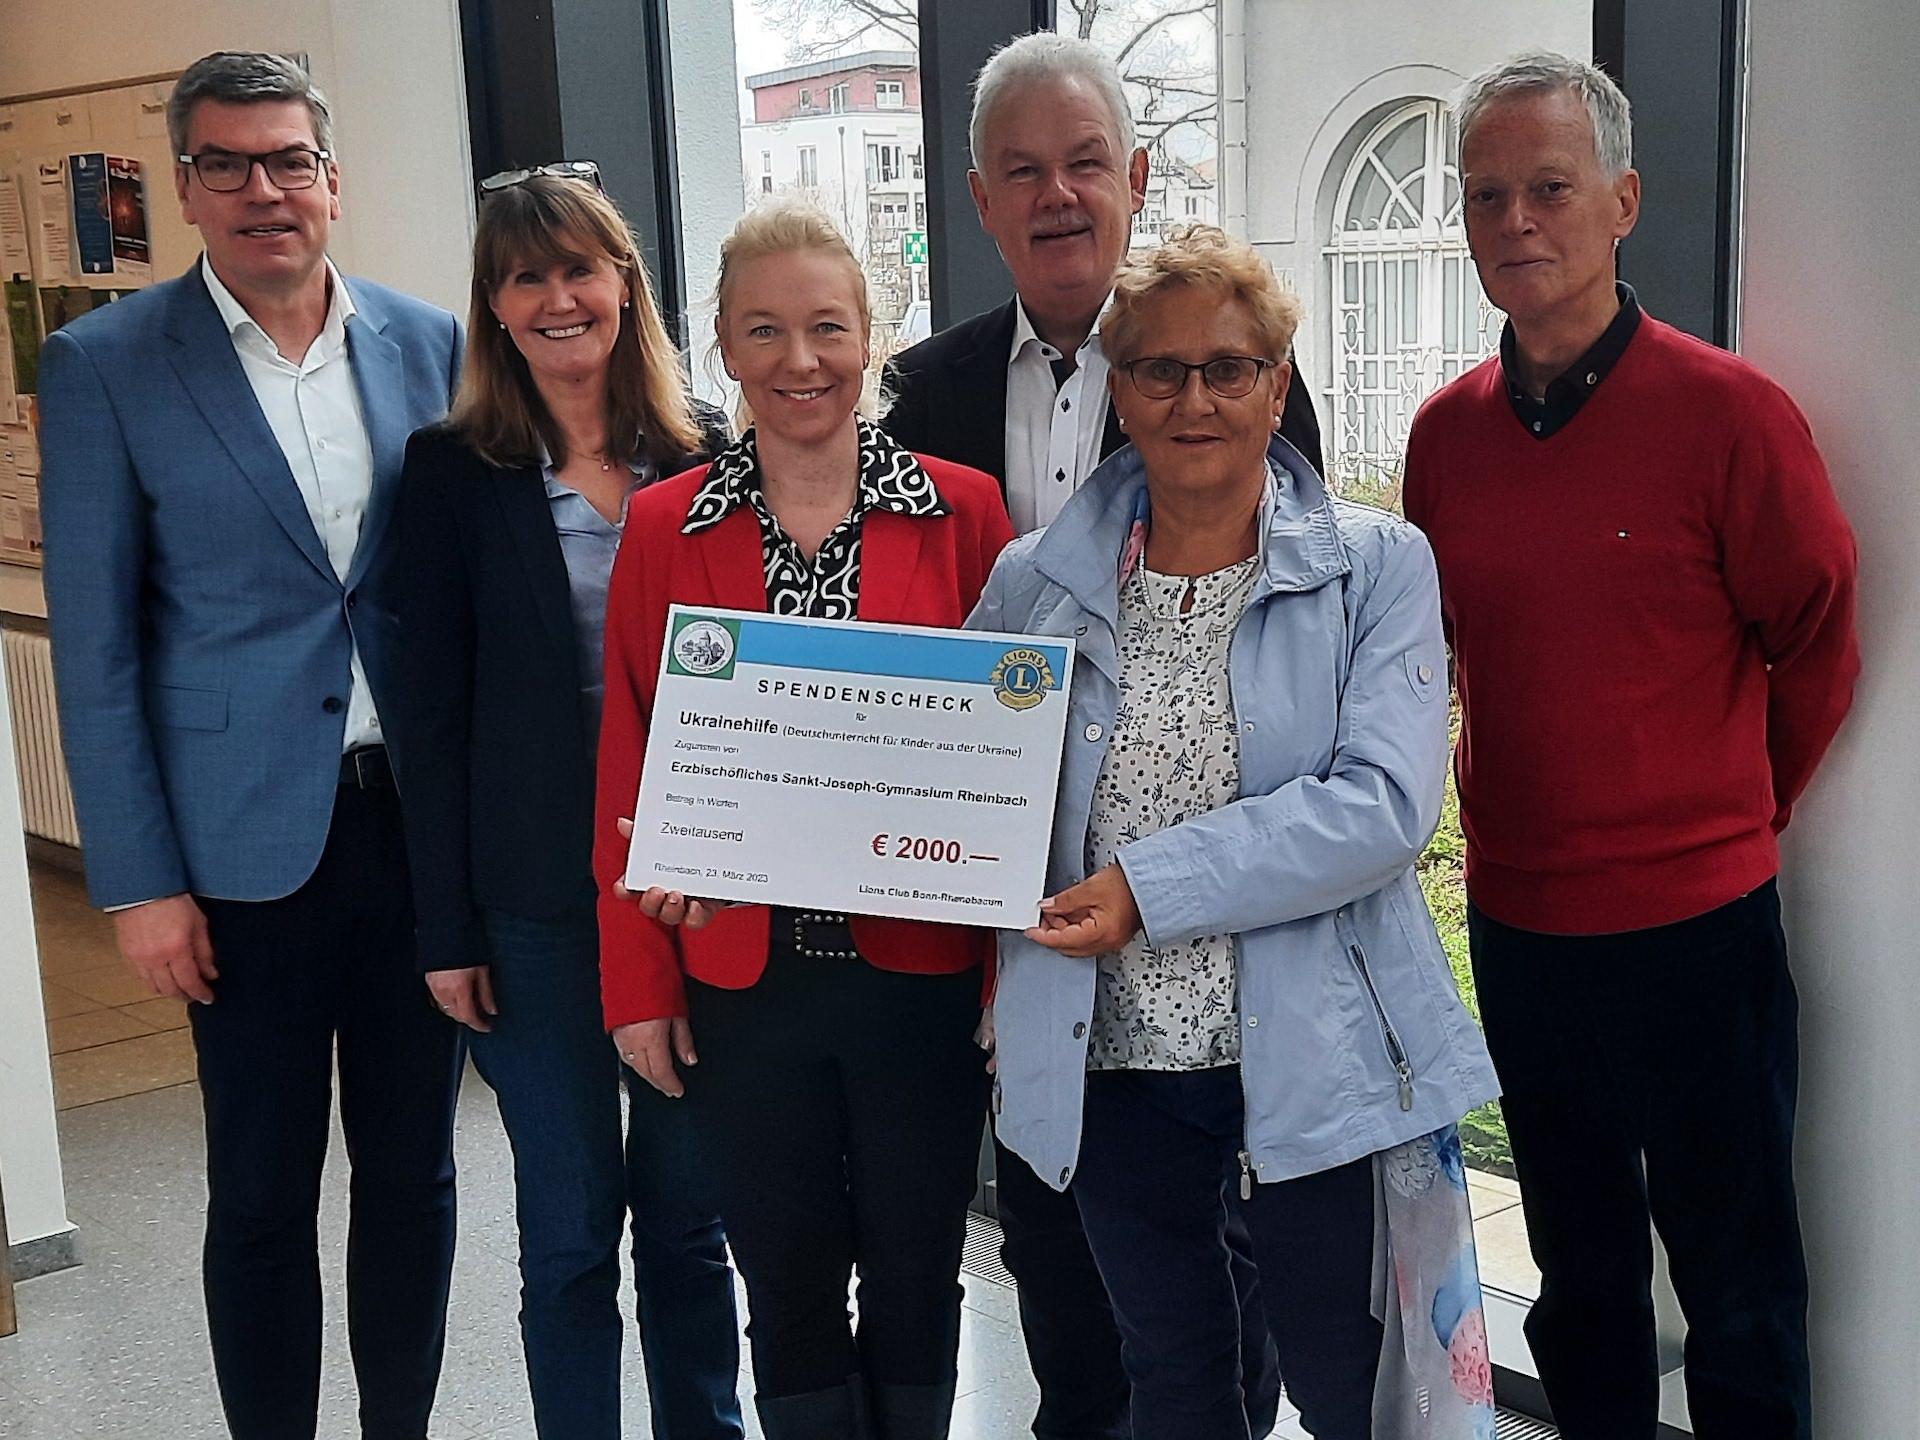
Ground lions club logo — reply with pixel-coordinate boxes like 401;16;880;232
991;648;1054;711
672;618;736;677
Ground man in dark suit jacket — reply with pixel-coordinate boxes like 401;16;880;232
38;53;463;1439
883;33;1320;1440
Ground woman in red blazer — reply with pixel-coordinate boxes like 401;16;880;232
594;200;1013;1440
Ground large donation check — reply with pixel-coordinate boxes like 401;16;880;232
625;605;1076;927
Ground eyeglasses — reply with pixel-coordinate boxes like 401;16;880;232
1121;355;1279;400
478;160;604;196
178;147;332;193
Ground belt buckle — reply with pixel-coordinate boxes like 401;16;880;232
346;747;384;790
792;911;859;960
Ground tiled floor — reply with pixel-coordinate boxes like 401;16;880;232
29;860;199;1112
0;1070;1330;1440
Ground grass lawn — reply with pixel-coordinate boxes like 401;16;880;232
1415;710;1514;1175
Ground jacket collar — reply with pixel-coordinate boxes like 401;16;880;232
1029;432;1348;620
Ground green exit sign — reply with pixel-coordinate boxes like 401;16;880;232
902;230;928;265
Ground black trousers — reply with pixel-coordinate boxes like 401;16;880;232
684;935;989;1400
1070;1067;1379;1440
994;1133;1280;1439
1470;880;1811;1440
191;780;463;1440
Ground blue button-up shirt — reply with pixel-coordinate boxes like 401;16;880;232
543;458;651;747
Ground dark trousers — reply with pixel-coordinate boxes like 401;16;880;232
684;939;989;1401
470;904;742;1440
191;781;462;1440
1071;1067;1380;1440
994;1133;1280;1439
1470;880;1811;1440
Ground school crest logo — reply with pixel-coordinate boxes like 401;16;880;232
990;648;1053;711
668;615;739;679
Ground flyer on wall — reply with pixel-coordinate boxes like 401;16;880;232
67;153;114;276
106;157;150;281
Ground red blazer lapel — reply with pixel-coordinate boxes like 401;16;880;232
857;509;927;622
692;508;772;611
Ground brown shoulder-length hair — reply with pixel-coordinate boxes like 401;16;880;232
450;176;701;470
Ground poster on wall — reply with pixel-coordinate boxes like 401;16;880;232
106;157;151;279
4;280;38;396
0;304;16;424
68;153;115;276
39;285;95;336
33;160;72;278
0;176;29;276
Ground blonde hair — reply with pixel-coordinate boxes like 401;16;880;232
1104;224;1304;364
712;198;875;428
450;176;701;470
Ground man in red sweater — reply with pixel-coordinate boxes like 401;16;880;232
1403;52;1856;1440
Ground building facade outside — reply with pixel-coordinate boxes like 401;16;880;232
741;50;929;353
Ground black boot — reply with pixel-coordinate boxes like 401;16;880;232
756;1376;874;1440
869;1378;958;1440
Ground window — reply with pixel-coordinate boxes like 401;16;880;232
1186;195;1200;217
1324;100;1498;492
865;141;903;185
725;11;934;380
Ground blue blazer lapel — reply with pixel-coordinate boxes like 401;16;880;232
162;266;336;584
343;283;408;590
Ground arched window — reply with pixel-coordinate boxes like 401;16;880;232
1324;100;1503;491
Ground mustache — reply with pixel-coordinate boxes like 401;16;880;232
1029;211;1094;239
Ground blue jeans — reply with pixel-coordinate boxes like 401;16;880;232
471;904;743;1440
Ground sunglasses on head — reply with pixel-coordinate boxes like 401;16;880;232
478;160;603;198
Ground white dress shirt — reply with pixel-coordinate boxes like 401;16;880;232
1003;296;1113;534
202;255;381;752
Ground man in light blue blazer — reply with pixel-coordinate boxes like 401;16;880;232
38;52;463;1440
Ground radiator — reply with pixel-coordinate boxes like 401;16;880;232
2;629;81;848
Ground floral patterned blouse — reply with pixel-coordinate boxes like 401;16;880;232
1085;554;1261;1071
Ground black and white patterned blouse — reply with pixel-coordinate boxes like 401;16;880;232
681;417;946;616
1085;555;1261;1071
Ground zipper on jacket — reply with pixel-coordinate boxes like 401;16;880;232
1236;1148;1254;1201
1348;943;1415;1111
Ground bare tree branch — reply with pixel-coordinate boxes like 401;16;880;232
1112;2;1214;69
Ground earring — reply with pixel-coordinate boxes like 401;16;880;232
498;321;506;330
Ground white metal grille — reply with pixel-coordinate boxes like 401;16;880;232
1324;100;1504;494
2;628;81;847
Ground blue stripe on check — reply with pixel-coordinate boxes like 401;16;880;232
735;618;1068;690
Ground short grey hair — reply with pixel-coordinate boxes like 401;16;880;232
1454;51;1632;178
167;51;335;159
969;33;1136;172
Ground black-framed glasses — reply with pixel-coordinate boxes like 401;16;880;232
1121;355;1279;400
478;160;604;197
177;147;331;193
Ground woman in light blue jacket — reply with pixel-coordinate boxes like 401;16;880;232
969;227;1501;1440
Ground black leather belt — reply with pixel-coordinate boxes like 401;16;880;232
773;906;860;960
339;745;393;790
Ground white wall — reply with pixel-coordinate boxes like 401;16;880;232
0;0;475;314
1741;1;1920;1430
0;662;68;1248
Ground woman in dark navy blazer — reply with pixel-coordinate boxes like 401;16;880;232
388;173;742;1440
595;200;1013;1440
